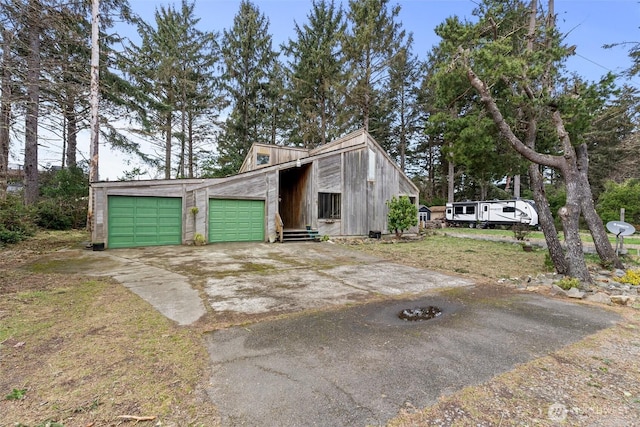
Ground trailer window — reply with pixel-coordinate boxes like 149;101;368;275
466;206;475;214
454;206;464;214
503;206;515;213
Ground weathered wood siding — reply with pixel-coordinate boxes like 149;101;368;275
342;150;368;235
240;144;310;173
92;186;106;243
184;190;196;243
316;156;341;193
310;130;365;156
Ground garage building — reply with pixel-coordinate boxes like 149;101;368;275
90;129;419;248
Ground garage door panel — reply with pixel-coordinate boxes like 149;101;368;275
209;199;264;243
108;196;182;248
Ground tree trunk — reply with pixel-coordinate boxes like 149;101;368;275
87;0;100;232
24;0;41;206
558;169;591;283
64;97;77;168
179;104;186;179
529;162;568;274
447;155;454;203
575;143;624;268
164;109;172;179
513;174;521;198
0;30;12;201
188;112;194;178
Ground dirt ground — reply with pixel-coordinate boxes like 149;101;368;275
1;231;639;426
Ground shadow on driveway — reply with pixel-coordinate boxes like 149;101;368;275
205;285;620;426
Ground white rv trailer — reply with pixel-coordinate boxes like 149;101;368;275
445;199;539;228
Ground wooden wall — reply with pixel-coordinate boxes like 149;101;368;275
240;144;310;173
90;129;420;245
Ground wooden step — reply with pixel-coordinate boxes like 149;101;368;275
282;229;320;242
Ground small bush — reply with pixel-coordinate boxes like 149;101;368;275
512;223;531;241
386;195;418;238
615;269;640;286
193;233;206;246
556;277;581;290
35;199;86;230
0;195;36;245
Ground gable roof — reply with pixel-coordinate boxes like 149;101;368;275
237;128;418;194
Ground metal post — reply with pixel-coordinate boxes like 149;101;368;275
620;208;625;253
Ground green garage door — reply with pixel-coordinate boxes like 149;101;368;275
209;199;265;243
108;196;182;248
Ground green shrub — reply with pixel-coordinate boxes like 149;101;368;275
0;195;36;245
35;198;86;230
556;277;581;290
35;166;88;230
386;195;418;238
596;179;640;226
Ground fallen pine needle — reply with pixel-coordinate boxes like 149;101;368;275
116;415;157;422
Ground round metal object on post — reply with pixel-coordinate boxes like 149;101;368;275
606;221;636;236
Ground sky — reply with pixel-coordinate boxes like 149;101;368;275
32;0;640;180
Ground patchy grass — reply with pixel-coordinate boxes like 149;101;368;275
0;232;218;426
443;226;640;246
345;234;548;280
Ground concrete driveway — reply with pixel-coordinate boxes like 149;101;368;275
88;242;474;325
82;242;621;426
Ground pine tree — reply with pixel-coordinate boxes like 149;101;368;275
283;0;346;147
342;0;405;134
387;41;423;172
217;0;278;174
127;0;217;179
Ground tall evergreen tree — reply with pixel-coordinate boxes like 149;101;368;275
342;0;405;135
283;0;346;147
127;0;217;179
387;41;423;172
216;0;278;175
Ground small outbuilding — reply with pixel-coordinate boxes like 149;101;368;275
418;205;431;225
90;129;419;248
